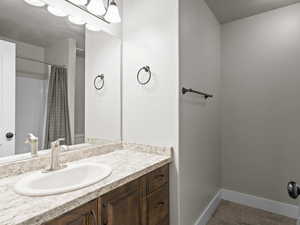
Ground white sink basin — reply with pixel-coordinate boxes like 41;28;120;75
14;163;112;196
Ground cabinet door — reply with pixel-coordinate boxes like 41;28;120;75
45;200;98;225
100;180;142;225
146;185;169;225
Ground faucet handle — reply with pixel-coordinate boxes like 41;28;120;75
56;138;65;144
25;133;38;144
51;138;65;147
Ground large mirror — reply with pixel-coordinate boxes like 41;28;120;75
0;0;121;158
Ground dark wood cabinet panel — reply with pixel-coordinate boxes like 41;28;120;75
45;200;98;225
100;180;142;225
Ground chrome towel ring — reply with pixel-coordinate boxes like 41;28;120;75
94;74;105;90
137;66;151;85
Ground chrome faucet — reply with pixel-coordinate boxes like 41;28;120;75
46;138;66;172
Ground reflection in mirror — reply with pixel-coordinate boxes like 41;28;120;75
0;0;121;158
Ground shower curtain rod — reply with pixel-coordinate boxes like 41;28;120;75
16;56;66;68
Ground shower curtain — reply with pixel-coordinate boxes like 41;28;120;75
44;66;71;149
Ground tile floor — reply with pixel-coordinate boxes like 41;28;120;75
207;200;296;225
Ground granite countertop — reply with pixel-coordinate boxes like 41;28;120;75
0;149;172;225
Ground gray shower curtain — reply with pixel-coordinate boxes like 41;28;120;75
44;66;71;149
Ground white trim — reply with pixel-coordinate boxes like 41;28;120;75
221;189;299;219
194;191;222;225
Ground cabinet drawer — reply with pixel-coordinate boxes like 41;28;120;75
146;165;169;194
147;184;169;225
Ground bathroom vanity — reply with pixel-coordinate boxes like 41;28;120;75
0;144;172;225
45;164;169;225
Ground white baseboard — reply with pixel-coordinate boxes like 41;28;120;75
221;189;299;219
194;191;222;225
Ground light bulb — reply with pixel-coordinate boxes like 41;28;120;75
87;0;106;16
24;0;46;7
47;6;67;17
86;24;102;32
104;0;121;23
68;15;86;25
68;0;88;6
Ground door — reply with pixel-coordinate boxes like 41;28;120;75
0;40;15;157
100;180;142;225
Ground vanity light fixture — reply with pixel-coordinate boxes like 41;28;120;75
23;0;121;30
87;0;106;16
68;15;86;25
69;0;121;24
104;0;121;23
47;6;68;17
24;0;46;7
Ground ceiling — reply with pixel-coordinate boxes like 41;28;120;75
205;0;300;24
0;0;85;49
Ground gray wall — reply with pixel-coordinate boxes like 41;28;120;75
179;0;221;224
221;3;300;205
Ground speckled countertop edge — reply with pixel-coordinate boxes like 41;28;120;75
0;145;172;225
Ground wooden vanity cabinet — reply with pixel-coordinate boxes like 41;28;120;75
45;165;169;225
